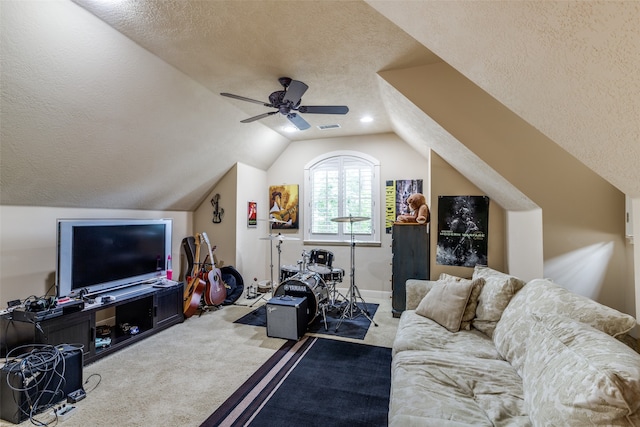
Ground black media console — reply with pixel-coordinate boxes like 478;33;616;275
1;282;184;365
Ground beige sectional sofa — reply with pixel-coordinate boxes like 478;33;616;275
389;266;640;426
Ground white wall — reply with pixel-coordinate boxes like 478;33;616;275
0;206;191;307
235;163;269;286
506;209;543;281
266;132;429;299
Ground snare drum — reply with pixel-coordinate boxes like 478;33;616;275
273;272;328;324
279;265;299;282
308;249;334;275
330;267;344;283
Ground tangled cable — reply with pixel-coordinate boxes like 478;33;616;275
3;344;67;426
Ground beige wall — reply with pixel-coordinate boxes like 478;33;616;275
265;132;429;298
193;165;238;278
0;206;191;307
430;152;505;280
381;62;633;321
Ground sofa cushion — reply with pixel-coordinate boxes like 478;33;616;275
389;350;530;427
405;279;437;311
439;273;485;330
493;278;637;376
393;310;502;360
523;314;640;426
415;279;474;332
471;266;526;337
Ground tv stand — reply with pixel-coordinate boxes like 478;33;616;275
2;282;184;365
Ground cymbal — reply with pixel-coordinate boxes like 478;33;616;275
330;215;370;223
259;234;300;241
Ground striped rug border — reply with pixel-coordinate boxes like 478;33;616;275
200;336;317;427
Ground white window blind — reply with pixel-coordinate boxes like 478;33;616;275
304;152;380;243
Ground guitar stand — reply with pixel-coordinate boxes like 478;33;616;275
334;227;378;332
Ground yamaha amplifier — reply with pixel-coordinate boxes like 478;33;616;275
1;345;83;424
266;296;307;341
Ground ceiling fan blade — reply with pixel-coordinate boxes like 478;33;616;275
221;92;272;107
282;80;308;105
287;113;311;130
240;111;278;123
298;105;349;115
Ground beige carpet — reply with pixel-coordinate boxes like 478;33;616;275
3;294;398;427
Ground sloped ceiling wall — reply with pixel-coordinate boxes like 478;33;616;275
368;0;640;198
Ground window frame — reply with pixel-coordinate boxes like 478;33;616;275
303;150;380;245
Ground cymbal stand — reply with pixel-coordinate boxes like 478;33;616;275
335;217;378;331
250;231;279;307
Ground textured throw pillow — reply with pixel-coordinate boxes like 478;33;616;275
472;265;526;337
415;279;474;332
438;273;485;330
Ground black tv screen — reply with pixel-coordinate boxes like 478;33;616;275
56;219;173;297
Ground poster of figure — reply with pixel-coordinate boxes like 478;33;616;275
269;184;299;229
436;196;489;267
247;201;257;228
385;179;423;233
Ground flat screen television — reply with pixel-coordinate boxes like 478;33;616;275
56;218;173;298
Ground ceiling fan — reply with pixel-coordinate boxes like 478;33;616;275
220;77;349;130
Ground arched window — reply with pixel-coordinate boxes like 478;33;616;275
304;151;380;244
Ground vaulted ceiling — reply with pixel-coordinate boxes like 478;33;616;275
1;1;638;211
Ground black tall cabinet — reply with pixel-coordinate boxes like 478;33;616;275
391;224;430;317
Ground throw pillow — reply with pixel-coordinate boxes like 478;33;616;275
415;279;474;332
438;273;485;330
472;265;526;337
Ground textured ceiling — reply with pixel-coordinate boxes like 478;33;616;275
1;0;638;213
368;0;640;198
0;0;438;211
73;0;439;140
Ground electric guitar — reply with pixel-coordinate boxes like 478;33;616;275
183;233;205;318
202;232;226;306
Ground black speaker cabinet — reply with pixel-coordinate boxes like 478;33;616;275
266;296;307;340
1;345;83;424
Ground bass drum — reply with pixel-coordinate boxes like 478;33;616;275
220;266;244;306
273;273;328;324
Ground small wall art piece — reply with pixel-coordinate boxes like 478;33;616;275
268;184;299;229
247;201;257;228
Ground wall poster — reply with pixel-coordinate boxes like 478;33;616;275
269;184;299;229
247;201;257;228
385;179;423;233
436;195;489;267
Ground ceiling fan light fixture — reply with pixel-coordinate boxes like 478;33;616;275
221;77;349;131
360;116;373;123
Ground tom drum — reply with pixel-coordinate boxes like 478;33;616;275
308;249;334;275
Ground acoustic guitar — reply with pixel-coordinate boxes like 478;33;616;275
183;233;205;317
202;232;226;306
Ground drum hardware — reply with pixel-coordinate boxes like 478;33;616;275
253;233;298;307
330;215;378;331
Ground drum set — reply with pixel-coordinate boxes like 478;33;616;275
258;216;378;332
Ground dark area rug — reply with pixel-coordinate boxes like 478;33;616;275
201;336;392;427
234;302;379;340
